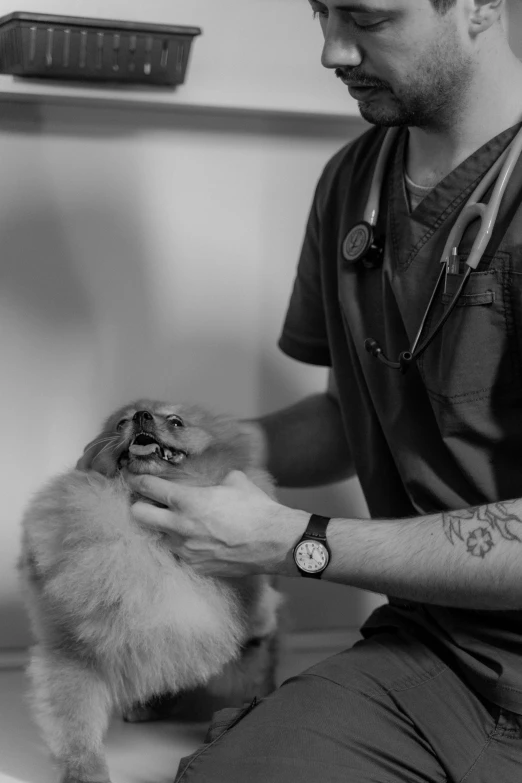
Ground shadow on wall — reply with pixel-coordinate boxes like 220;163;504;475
1;214;381;646
0;199;160;404
0;206;92;324
0;100;379;650
0;198;156;649
0;98;364;143
508;0;522;59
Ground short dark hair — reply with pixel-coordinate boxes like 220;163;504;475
429;0;457;13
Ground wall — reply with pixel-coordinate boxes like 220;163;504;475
0;0;359;115
0;98;384;648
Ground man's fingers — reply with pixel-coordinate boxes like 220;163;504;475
132;501;190;539
129;475;192;509
222;470;269;497
222;470;249;488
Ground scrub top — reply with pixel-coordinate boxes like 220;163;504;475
279;122;522;715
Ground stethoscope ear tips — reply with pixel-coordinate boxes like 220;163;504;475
364;339;413;373
398;351;414;373
364;338;381;357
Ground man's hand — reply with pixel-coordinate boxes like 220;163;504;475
128;470;308;578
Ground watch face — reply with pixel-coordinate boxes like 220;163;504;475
294;540;329;574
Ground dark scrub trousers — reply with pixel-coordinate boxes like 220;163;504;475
175;622;522;782
175;124;522;780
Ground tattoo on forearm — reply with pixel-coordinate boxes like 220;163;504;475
442;501;522;558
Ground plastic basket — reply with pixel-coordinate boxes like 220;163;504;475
0;12;202;86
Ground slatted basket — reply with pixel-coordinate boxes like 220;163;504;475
0;12;202;86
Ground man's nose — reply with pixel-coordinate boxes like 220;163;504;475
321;19;362;70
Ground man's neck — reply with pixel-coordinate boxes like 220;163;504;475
406;55;522;189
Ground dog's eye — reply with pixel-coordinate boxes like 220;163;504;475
167;415;184;428
116;418;129;431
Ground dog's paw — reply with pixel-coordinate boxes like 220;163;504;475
123;692;183;723
122;704;163;723
60;758;110;783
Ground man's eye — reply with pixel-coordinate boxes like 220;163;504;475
352;17;388;30
312;7;388;31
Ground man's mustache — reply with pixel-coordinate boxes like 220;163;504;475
335;68;389;90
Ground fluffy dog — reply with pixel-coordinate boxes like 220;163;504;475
19;400;282;783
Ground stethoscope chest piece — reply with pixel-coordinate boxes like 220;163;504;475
342;221;384;269
342;222;373;264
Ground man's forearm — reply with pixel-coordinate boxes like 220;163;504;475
250;392;355;488
315;499;522;609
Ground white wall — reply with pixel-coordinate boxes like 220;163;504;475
0;99;382;648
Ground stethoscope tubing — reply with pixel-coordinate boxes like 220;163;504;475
363;124;522;372
364;127;400;227
440;138;518;272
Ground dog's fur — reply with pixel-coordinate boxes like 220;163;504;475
19;400;282;783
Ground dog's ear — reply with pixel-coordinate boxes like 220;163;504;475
75;431;120;477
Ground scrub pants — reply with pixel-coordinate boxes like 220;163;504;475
174;624;522;782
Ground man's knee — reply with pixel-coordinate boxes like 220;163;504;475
174;665;388;782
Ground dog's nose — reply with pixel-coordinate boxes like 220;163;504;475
133;410;153;426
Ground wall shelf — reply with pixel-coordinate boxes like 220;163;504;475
0;74;361;124
0;0;360;120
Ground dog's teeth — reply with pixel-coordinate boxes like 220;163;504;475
160;448;186;464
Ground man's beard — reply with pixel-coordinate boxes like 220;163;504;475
337;40;473;130
355;82;456;129
356;78;468;130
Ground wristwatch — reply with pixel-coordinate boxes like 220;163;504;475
293;514;331;579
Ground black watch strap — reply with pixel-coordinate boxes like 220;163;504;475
305;513;331;540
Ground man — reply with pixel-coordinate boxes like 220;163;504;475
126;1;522;780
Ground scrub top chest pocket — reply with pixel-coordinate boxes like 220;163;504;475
417;253;521;403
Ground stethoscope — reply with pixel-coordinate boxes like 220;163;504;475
342;125;522;373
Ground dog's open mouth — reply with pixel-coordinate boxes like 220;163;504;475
121;433;187;465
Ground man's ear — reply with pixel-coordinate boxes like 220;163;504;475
468;0;505;34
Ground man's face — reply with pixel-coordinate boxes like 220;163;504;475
308;0;474;128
